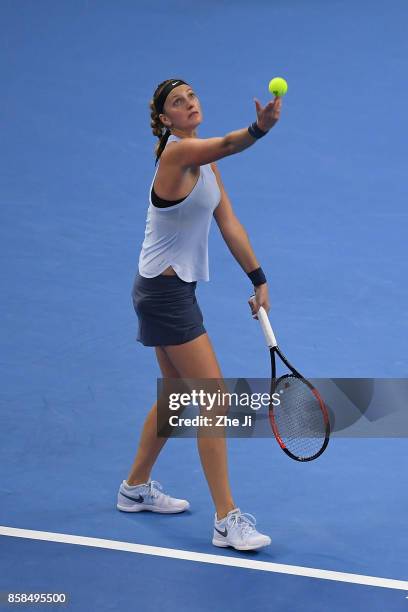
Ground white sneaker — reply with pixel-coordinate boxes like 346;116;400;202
212;508;271;551
117;479;190;513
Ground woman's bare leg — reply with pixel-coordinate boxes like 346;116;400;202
162;333;235;519
126;347;180;485
126;333;235;519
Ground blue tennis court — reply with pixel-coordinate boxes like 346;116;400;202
1;1;407;610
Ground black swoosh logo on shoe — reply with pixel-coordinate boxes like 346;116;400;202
214;526;228;537
121;492;144;503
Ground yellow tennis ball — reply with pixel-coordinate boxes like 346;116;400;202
268;77;288;97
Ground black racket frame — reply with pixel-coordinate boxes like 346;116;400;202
269;345;331;462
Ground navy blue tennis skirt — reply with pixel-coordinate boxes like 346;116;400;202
131;272;207;347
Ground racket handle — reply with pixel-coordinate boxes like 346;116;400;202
249;296;277;348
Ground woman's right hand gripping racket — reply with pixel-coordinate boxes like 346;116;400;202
249;296;330;461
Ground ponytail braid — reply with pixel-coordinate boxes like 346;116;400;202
150;79;173;166
150;78;189;165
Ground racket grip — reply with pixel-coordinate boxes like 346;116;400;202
249;296;277;348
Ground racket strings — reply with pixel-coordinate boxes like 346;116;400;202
272;375;327;459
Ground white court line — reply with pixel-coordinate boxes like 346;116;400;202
1;525;407;591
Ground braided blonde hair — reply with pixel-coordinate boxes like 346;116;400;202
150;79;173;164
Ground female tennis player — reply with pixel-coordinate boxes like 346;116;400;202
117;78;282;551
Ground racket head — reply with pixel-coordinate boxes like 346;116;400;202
269;369;330;462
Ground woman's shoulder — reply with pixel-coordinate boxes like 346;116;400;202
160;139;201;173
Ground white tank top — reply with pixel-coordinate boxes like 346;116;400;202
138;134;221;282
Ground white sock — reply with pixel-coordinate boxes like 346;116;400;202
216;508;239;523
124;480;147;489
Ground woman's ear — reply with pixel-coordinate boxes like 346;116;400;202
160;114;172;128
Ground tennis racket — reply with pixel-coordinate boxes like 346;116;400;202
249;296;330;461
